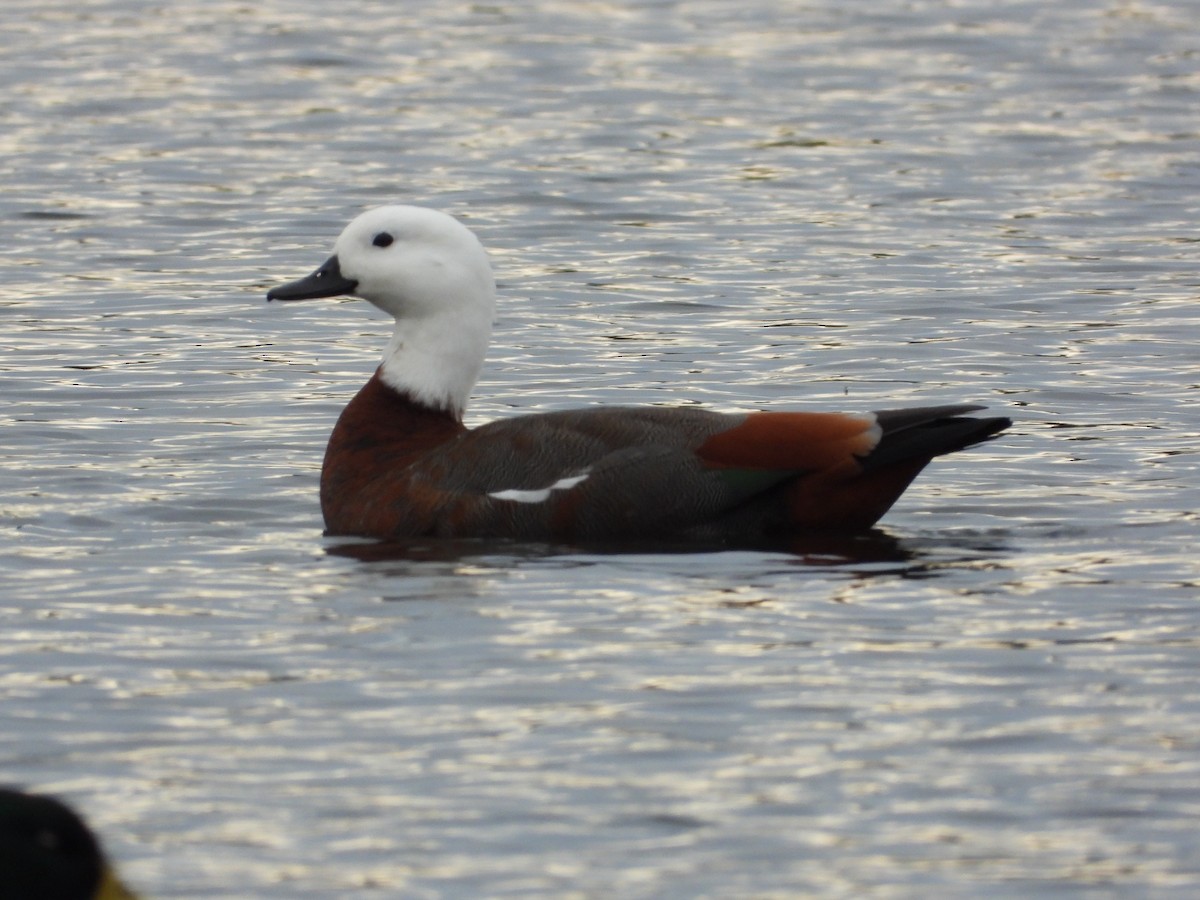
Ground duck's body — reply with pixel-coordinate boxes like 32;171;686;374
269;206;1009;543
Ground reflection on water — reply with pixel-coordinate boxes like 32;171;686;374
2;0;1199;895
325;528;927;566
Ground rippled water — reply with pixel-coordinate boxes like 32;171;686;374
3;0;1198;896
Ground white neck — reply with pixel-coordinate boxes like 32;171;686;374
377;310;491;419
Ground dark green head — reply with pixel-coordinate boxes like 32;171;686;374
0;787;135;900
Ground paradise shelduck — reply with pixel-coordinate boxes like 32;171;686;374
0;787;137;900
268;205;1009;543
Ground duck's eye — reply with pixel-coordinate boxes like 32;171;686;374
372;232;394;248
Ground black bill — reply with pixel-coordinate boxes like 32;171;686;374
267;254;358;301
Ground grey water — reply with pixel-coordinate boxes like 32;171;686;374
2;0;1198;896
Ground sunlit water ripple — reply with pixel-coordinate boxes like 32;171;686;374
2;0;1198;896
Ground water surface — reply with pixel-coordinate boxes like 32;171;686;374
2;1;1198;896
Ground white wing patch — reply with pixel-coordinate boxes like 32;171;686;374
489;472;590;504
864;414;883;451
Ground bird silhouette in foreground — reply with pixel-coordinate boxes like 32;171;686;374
268;206;1009;544
0;787;137;900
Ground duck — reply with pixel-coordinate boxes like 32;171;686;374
267;205;1009;544
0;787;137;900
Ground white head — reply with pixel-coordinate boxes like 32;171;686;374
268;205;496;418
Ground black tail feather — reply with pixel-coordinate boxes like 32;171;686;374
860;405;1010;471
